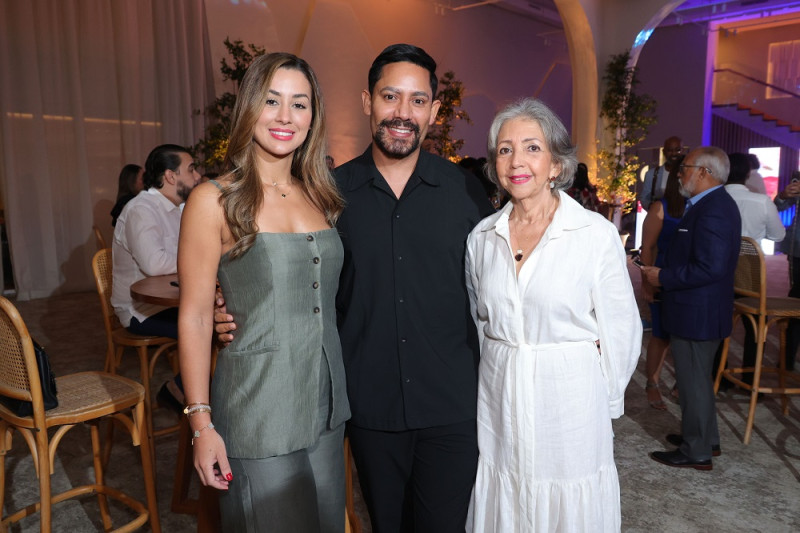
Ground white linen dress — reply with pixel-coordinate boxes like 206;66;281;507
465;191;642;532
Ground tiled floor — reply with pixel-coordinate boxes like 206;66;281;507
3;255;800;531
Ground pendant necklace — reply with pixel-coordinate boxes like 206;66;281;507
271;180;291;198
512;198;558;262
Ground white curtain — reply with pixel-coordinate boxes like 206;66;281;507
0;0;215;299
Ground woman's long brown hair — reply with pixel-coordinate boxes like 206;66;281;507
221;52;343;259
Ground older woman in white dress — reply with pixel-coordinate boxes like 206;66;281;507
465;98;642;532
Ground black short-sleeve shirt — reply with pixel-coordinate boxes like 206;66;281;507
335;146;494;431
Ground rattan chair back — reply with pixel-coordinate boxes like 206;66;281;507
92;248;121;331
92;225;107;251
0;297;44;420
734;237;765;306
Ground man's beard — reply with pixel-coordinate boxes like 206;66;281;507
678;177;694;198
373;118;421;159
177;181;193;202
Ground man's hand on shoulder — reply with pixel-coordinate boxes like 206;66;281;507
214;290;236;346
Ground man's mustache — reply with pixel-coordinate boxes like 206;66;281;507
379;118;420;134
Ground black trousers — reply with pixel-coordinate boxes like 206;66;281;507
347;419;478;533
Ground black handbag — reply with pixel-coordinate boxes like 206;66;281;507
0;339;59;417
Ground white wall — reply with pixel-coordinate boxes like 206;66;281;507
203;0;573;164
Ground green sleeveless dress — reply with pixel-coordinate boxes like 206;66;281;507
211;229;350;458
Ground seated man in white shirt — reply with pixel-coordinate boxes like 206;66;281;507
111;144;200;407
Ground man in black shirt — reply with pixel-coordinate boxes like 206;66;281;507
216;44;492;531
336;45;492;532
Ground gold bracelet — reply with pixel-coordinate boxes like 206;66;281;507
187;407;212;417
191;422;215;446
183;404;211;416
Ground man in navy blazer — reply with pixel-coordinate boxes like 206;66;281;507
641;146;741;470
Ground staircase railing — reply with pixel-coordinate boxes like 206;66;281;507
713;68;800;128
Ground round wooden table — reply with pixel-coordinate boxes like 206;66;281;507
130;274;179;306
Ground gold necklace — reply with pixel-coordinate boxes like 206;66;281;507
271;180;292;198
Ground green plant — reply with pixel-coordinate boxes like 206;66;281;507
193;38;266;172
595;50;657;214
426;71;471;162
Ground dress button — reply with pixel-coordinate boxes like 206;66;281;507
312;282;319;289
404;378;411;383
307;235;314;241
397;256;402;261
399;298;404;303
313;257;320;264
313;307;320;313
401;338;407;343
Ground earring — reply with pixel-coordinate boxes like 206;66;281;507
549;178;555;189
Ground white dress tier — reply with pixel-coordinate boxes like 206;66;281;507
465;192;642;532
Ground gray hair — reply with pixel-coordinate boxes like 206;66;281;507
692;146;730;185
485;98;577;193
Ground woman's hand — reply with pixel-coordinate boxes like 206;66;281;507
193;427;233;490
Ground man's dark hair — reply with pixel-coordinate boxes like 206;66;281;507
368;43;438;96
727;152;750;185
143;144;190;190
746;153;760;171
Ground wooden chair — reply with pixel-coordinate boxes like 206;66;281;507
93;225;107;251
0;296;160;532
91;248;178;455
715;236;800;444
344;435;361;533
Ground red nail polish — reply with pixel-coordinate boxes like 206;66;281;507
226;472;233;481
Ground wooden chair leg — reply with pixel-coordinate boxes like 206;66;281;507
36;429;53;533
0;423;8;516
135;400;162;533
171;417;199;514
743;318;767;445
344;436;361;533
714;336;731;394
91;422;113;530
137;345;157;481
197;484;221;533
779;321;791;415
100;418;115;468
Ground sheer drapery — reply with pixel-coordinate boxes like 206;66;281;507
0;0;214;299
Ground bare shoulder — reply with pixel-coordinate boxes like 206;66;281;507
184;181;225;225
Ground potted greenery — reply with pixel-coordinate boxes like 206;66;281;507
426;71;471;162
595;50;657;229
193;38;266;173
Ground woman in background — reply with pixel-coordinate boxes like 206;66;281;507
178;52;349;531
110;163;144;226
639;156;685;409
465;98;641;531
567;161;601;212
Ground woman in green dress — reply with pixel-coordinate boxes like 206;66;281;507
178;52;350;532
